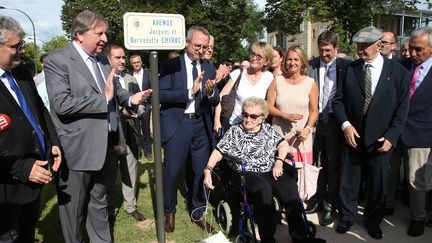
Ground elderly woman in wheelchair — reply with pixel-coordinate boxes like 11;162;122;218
204;97;325;243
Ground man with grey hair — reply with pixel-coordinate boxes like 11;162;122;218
0;15;61;242
400;27;432;237
159;25;219;233
333;26;409;239
44;10;151;242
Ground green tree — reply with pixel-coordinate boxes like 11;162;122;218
42;35;69;53
21;42;41;76
264;0;424;56
60;0;264;65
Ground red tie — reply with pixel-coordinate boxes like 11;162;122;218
410;65;421;99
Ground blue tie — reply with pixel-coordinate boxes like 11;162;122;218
3;71;46;158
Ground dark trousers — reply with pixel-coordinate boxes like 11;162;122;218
245;171;307;242
339;145;391;225
311;115;342;206
135;105;152;155
0;196;40;243
163;116;211;218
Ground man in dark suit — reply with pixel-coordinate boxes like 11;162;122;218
159;25;219;233
400;27;432;237
45;10;151;243
306;30;351;226
104;45;146;225
130;54;153;161
381;31;399;61
333;26;410;239
0;15;61;242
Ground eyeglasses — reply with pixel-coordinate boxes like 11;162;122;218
189;41;208;51
242;112;263;120
250;52;263;61
381;41;395;46
0;40;25;52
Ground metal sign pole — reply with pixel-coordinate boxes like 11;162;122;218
149;51;165;242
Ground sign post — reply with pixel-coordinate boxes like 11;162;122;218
123;12;185;242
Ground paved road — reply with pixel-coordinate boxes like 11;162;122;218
274;201;432;243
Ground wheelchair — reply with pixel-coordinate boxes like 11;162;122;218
210;155;316;242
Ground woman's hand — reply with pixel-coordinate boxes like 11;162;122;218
283;113;303;123
272;160;284;180
296;127;310;142
203;170;214;190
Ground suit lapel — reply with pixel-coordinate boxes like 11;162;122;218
353;61;365;94
68;44;102;93
0;80;22;113
180;55;188;91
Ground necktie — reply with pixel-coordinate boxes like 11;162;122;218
409;65;421;100
90;57;105;92
3;71;46;158
90;57;117;131
320;64;330;124
363;64;372;114
192;61;202;114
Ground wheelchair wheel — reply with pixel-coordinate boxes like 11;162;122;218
306;220;316;238
217;200;233;234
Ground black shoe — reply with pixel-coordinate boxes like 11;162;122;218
305;202;320;214
384;206;394;216
426;219;432;228
336;221;352;234
407;219;425;237
320;202;334;226
292;237;326;243
145;153;153;161
366;223;382;239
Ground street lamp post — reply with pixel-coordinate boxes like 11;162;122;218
0;6;38;74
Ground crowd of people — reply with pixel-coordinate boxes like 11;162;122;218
1;8;431;243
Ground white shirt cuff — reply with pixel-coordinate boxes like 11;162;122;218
342;121;351;131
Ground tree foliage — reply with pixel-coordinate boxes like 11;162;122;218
22;43;41;76
60;0;264;66
264;0;424;55
42;35;69;54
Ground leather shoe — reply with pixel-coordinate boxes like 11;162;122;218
194;218;215;233
336;221;352;234
366;223;382;239
129;210;146;221
165;213;175;233
320;202;333;226
305;201;320;214
407;219;425;237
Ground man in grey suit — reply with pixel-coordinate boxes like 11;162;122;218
44;10;151;243
104;44;146;224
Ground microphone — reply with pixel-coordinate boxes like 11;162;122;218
0;114;12;132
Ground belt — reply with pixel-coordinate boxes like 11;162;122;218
183;113;199;119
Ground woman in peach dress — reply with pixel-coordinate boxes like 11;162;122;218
267;45;318;163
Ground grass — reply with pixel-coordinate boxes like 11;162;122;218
34;157;220;243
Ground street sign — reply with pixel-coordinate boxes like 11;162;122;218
123;12;185;50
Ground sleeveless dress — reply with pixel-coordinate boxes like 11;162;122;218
272;75;314;164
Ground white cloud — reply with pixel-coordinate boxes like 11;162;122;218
0;0;66;44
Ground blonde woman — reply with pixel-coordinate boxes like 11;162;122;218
214;42;274;132
267;45;318;163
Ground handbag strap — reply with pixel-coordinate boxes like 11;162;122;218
232;68;243;91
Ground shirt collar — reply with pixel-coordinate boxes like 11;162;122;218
72;41;94;62
134;68;143;75
320;57;336;69
364;54;383;69
420;56;432;71
184;53;200;66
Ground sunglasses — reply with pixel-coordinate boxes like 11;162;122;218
242;112;263;120
1;40;25;52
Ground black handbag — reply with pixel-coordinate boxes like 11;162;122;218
220;69;243;120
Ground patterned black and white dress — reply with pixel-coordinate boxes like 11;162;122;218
216;122;285;173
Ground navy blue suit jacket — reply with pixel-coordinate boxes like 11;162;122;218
159;54;220;143
332;57;410;151
401;66;432;147
0;64;60;205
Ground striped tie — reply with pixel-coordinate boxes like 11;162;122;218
363;64;372;114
